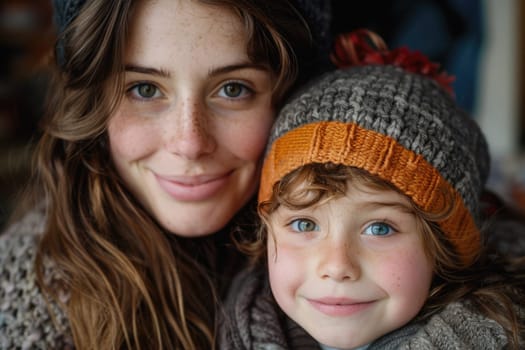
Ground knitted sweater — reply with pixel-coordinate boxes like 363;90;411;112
0;206;248;349
0;208;73;349
218;267;511;350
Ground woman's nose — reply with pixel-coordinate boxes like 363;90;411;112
165;99;216;159
317;239;360;282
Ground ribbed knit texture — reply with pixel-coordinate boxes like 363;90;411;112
218;267;324;349
218;266;510;349
259;65;490;265
0;208;73;349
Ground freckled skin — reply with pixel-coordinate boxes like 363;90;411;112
267;183;434;349
108;0;275;236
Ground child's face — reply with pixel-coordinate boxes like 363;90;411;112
108;0;274;236
267;182;433;349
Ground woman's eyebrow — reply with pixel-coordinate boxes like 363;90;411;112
123;63;267;78
124;65;171;78
208;63;268;77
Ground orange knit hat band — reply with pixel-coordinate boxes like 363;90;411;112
259;121;480;264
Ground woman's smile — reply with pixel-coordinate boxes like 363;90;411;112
154;171;233;201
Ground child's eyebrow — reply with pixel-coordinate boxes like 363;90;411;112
360;200;414;214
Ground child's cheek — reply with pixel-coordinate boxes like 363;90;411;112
375;248;433;310
267;239;307;312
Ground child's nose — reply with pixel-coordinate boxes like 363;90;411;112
316;239;360;282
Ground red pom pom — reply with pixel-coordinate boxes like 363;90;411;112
330;29;455;95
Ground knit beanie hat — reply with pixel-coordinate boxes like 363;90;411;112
259;30;490;265
51;0;332;71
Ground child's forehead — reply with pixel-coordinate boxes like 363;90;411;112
281;176;414;210
335;184;414;216
346;181;412;206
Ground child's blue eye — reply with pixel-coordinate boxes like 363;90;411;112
290;219;319;233
363;222;393;236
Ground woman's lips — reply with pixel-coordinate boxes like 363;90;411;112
155;172;232;202
307;297;374;317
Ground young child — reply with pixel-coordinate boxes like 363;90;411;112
220;30;525;349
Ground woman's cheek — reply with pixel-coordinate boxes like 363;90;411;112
220;108;274;161
108;110;158;163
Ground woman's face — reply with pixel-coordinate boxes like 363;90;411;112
108;0;275;236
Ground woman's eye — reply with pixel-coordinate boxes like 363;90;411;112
128;83;161;99
363;222;393;236
218;82;251;98
290;219;319;233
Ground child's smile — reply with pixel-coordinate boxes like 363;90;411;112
267;182;433;349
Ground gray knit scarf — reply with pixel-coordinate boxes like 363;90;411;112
218;266;510;349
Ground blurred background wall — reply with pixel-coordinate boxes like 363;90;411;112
0;0;53;229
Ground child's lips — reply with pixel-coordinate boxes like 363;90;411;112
307;297;374;317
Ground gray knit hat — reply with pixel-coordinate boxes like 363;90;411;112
259;35;490;265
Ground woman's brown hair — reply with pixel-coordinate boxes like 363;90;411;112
254;163;525;349
20;0;312;349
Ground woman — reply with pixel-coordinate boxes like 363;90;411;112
0;0;330;348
